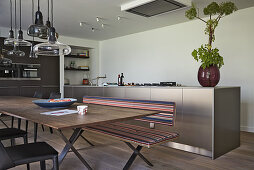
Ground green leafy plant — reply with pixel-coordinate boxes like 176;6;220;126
185;2;237;69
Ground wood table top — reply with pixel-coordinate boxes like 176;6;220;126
0;96;158;130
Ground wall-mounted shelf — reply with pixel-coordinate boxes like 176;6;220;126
65;55;89;59
65;68;89;71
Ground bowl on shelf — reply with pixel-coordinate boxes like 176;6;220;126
32;98;77;108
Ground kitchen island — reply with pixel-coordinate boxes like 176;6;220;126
64;85;240;159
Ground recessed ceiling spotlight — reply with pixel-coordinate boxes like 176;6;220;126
96;17;100;22
80;22;89;27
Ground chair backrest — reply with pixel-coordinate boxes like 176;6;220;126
83;96;176;126
33;91;43;99
0;141;15;169
49;92;61;99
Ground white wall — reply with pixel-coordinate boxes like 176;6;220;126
99;7;254;132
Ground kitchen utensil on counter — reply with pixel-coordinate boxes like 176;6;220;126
160;82;176;86
83;79;89;85
118;73;124;86
83;73;90;85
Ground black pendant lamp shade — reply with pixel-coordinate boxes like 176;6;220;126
27;0;48;37
4;0;15;46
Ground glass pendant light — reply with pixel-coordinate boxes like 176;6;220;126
7;44;25;57
27;0;48;38
29;0;38;58
7;0;25;57
4;0;15;46
0;46;12;65
15;0;31;47
39;0;50;39
34;0;71;56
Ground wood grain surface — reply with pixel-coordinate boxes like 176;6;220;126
0;96;158;130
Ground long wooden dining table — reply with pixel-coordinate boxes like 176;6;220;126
0;96;158;170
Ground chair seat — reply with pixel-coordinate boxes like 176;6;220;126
0;128;27;140
84;122;179;148
5;142;58;166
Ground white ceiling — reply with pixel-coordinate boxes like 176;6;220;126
0;0;253;41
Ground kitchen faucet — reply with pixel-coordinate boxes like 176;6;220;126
92;74;107;86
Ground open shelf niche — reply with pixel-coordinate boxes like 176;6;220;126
64;45;91;85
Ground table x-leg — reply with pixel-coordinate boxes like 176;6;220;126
57;128;92;170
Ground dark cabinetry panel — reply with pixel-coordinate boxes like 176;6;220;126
41;86;59;98
20;86;41;97
0;37;60;98
0;86;19;96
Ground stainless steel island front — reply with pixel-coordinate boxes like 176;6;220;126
65;86;240;159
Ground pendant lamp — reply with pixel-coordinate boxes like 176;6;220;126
39;0;51;39
7;0;25;57
34;0;71;56
0;46;12;65
15;0;31;46
7;45;25;57
4;0;15;46
27;0;48;38
29;0;38;58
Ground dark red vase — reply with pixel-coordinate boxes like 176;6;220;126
198;65;220;87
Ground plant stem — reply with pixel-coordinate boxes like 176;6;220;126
196;16;207;23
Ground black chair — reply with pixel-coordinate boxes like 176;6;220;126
0;141;59;170
0;128;27;143
0;116;28;146
0;122;30;170
49;92;61;99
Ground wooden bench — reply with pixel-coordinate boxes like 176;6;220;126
83;96;179;170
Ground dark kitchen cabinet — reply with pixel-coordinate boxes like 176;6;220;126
0;37;59;98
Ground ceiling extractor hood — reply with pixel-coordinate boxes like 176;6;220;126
121;0;191;17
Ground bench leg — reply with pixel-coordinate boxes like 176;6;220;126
123;142;153;170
